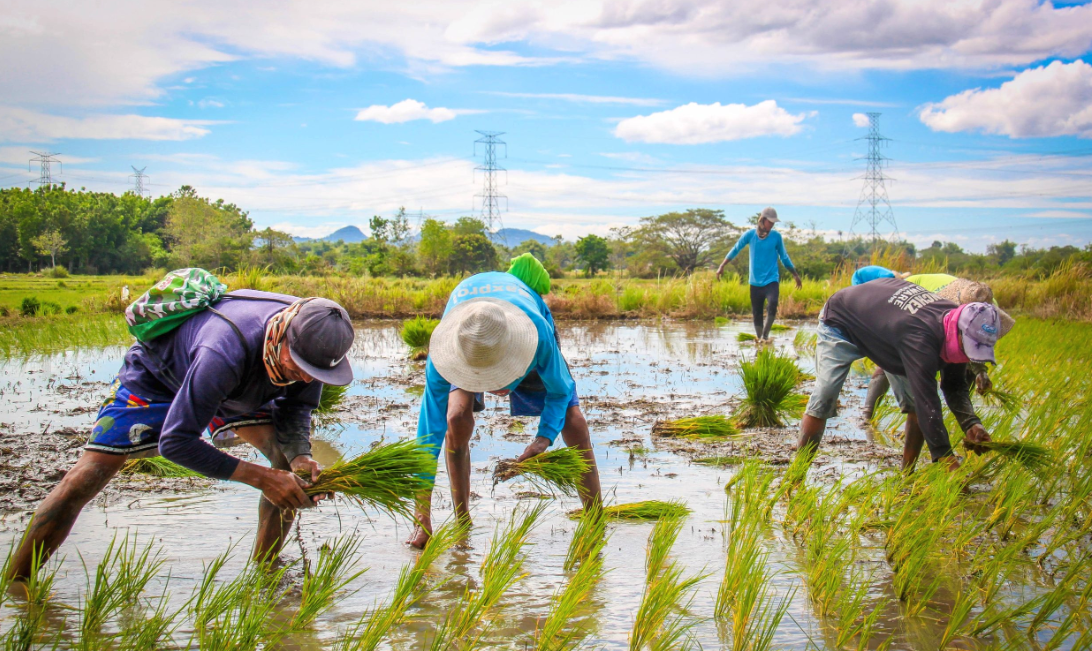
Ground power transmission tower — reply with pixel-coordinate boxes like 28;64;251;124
29;151;61;187
849;113;898;248
129;166;149;197
474;130;507;236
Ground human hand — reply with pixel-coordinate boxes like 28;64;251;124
794;274;803;289
259;467;315;510
290;455;331;503
715;269;724;280
963;424;991;455
975;372;992;395
517;436;551;462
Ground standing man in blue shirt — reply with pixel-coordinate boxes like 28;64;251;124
716;207;802;342
407;270;602;549
6;292;355;581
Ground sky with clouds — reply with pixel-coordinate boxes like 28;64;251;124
2;0;1091;251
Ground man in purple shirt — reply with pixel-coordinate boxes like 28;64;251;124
7;291;355;580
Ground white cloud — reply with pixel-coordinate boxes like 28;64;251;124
354;99;458;124
270;222;353;239
852;113;871;127
1024;210;1092;219
614;101;809;144
0;146;98;165
486;92;666;106
599;151;660;164
0;107;216;142
196;99;225;109
919;60;1092;138
3;1;1091;111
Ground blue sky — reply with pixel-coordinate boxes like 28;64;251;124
2;1;1091;251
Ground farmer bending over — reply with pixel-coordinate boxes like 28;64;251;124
716;207;802;343
795;278;1007;471
852;269;1014;420
408;258;601;549
6;291;354;581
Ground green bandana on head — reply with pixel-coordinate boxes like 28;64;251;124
507;252;551;295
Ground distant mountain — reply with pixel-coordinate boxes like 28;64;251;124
491;228;557;248
292;225;367;243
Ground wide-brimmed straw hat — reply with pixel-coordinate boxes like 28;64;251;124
430;297;538;392
939;279;1015;336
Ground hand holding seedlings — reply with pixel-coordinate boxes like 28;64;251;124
962;423;992;455
517;436;551;462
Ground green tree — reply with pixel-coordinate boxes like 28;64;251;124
254;227;298;270
630;209;737;274
987;239;1018;266
163;190;253;270
575;234;610;277
512;238;547;261
31;229;67;268
450;233;498;274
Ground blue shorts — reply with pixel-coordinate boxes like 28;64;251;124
84;378;273;456
450;375;580;417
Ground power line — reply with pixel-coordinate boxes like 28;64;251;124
29;151;61;187
129;166;148;197
848;113;898;247
474;130;507;232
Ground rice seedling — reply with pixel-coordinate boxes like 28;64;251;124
630;515;706;651
119;456;202;478
833;568;887;651
338;519;467;651
974;439;1054;476
0;539;15;609
733;348;807;428
1;542;60;651
569;500;691;522
76;533;165;647
714;316;729;326
769;323;792;332
401;315;439;359
737;332;757;343
974;386;1022;413
191;548;290;651
290;534;367;630
793;330;817;352
565;503;609;572
314;382;350;426
297;439;435;517
694;455;746;467
428;504;545;650
493;447;590;498
652;415;739;440
536;525;608;651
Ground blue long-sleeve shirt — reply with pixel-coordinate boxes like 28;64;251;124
725;229;795;286
416;272;574;477
118;290;322;479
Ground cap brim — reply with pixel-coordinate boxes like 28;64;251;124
961;331;996;364
290;347;354;386
430;297;538;392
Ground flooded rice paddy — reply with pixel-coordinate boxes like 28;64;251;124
0;319;1077;649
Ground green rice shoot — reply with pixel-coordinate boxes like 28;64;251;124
493;447;589;498
569;500;691;522
652;415;738;440
769;323;792;332
401;316;439;359
975;439;1054;475
734;348;807;428
737;332;757;343
298;440;436;518
694;456;747;467
120;457;202;478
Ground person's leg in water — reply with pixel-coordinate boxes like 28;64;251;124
749;283;766;340
863;366;890;420
761;282;780;341
7;450;127;581
407;389;477;549
795;322;861;457
231;423;301;563
559;405;602;509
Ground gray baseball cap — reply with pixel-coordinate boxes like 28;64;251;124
760;207;779;223
958;302;1000;363
286;298;355;385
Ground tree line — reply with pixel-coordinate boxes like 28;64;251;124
2;185;1088;280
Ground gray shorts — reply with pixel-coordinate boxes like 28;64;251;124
805;321;915;419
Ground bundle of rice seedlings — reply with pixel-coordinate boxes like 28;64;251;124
565;504;609;572
314;383;350;426
569;500;690;521
492;447;589;498
737;332;757;343
338;519;467;651
652;415;738;440
290;534;367;630
975;386;1022;413
297;440;435;518
975;439;1054;475
401;316;439;360
793;330;817;352
714;316;729;326
769;323;792;332
120;457;202;478
733;349;807;428
694;455;746;467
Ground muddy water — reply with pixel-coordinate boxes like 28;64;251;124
0;320;933;650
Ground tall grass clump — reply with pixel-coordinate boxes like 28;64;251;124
338;519;467;651
0;312;132;359
570;500;690;522
401;315;439;359
493;447;590;498
733;348;806;428
298;440;434;517
429;504;545;650
652;415;738;440
290;534;367;630
120;457;202;478
630;515;706;651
